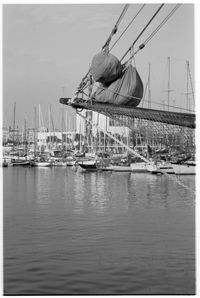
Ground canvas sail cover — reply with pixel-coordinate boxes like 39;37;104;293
90;50;122;84
92;64;143;107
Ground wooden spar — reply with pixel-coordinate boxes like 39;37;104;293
59;98;195;129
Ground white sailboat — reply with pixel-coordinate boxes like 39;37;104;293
172;161;195;175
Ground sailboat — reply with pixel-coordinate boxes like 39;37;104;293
78;159;100;171
11;118;32;166
171;161;195;175
59;4;195;176
30;106;52;167
32;159;52;167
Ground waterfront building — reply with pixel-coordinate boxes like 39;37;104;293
2;126;9;144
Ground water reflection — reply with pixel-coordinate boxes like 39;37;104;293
74;172;111;214
74;171;85;213
89;173;109;212
4;167;195;295
36;168;51;206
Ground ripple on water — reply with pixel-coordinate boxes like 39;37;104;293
3;167;195;295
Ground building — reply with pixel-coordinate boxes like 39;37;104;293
2;126;9;144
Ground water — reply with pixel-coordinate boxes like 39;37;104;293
3;167;195;295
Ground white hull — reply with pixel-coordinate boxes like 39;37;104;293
111;165;131;172
172;164;195;175
146;163;175;174
53;161;67;167
33;162;51;167
130;162;149;173
66;161;76;166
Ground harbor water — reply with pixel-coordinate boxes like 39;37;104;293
3;166;195;295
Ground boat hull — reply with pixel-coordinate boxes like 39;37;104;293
53;162;67;167
172;164;195;175
130;162;149;173
12;160;31;166
32;162;52;167
111;165;131;172
79;164;98;171
146;163;175;174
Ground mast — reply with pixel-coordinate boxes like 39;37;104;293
66;110;68;150
103;116;106;153
38;104;41;131
148;63;151;109
167;56;171;111
183;61;194;112
61;107;64;151
187;60;195;108
163;57;174;111
12;102;16;153
24;119;27;158
34;107;37;158
48;104;51;149
186;60;191;111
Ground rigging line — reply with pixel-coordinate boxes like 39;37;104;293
110;4;146;51
144;4;182;45
128;4;182;59
120;3;165;62
115;4;130;27
102;3;130;50
77;4;130;94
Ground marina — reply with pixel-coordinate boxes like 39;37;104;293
3;3;196;296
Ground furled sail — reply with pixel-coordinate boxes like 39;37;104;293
92;64;143;107
90;49;122;84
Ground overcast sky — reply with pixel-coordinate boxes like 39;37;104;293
3;3;194;129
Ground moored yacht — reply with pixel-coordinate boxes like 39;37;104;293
78;159;100;171
146;161;175;174
130;162;150;173
172;160;195;175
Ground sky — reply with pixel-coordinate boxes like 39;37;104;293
3;2;195;129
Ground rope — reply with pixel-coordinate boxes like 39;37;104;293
110;4;146;51
127;4;182;60
120;3;165;62
77;4;129;95
102;4;130;49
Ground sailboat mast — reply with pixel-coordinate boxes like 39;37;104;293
48;104;51;149
167;56;170;111
38;104;41;131
186;60;189;111
12;102;16;152
34;107;37;158
187;60;195;106
61;107;64;151
66;110;68;149
148;63;151;109
24;119;27;158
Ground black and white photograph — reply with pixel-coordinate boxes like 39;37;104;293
2;1;196;295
